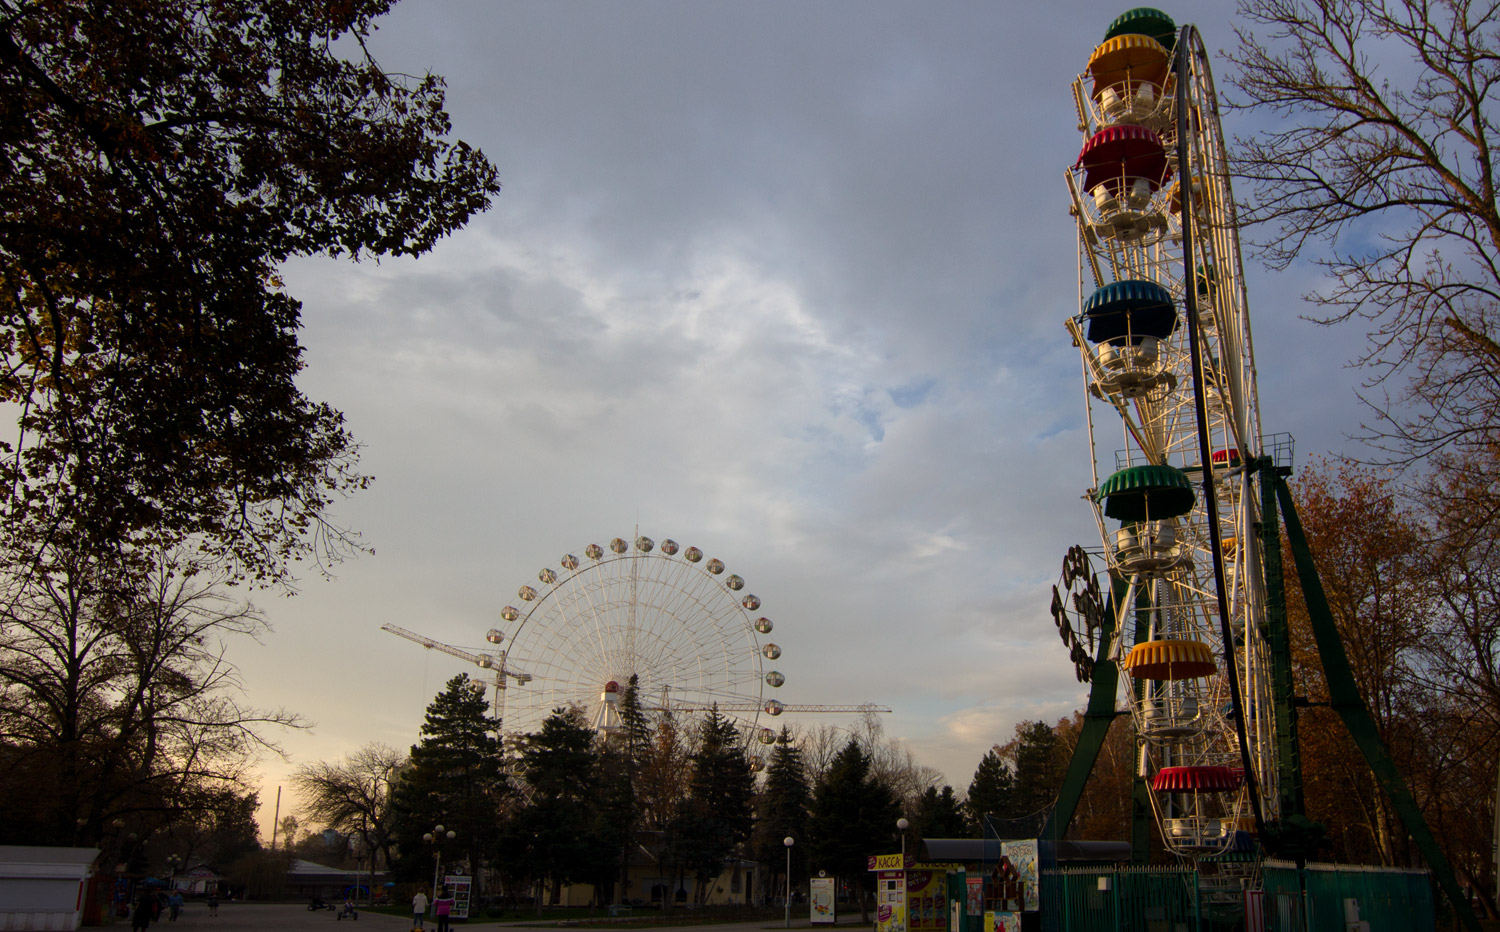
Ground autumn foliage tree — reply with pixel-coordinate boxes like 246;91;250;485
1054;711;1135;845
1282;460;1431;866
1275;458;1500;913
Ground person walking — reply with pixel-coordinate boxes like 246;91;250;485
168;892;183;921
433;888;454;932
411;889;429;932
207;893;219;917
130;891;154;932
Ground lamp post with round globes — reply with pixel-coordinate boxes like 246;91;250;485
422;826;456;899
783;837;795;928
166;854;182;891
895;818;910;932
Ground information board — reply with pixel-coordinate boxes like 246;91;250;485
444;876;471;920
810;877;836;924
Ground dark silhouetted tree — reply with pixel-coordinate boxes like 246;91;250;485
912;785;969;847
292;743;404;873
0;0;499;585
806;739;899;922
966;749;1013;834
668;708;754;905
753;730;811;900
390;675;506;887
502;708;603;904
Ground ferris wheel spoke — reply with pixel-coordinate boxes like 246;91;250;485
492;535;771;737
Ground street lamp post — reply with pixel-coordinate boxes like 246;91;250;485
896;818;909;862
166;855;182;891
422;826;456;899
783;837;795;929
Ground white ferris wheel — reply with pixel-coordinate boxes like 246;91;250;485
482;534;786;745
1056;8;1285;859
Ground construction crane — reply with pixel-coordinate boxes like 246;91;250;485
381;623;531;733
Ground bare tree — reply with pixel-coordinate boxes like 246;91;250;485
292;743;405;872
794;723;848;786
848;712;944;815
1228;0;1500;463
0;545;300;847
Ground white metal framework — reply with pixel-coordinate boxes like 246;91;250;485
486;535;783;741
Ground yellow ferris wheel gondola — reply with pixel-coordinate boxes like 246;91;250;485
1087;33;1171;105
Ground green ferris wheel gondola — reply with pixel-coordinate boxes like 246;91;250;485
1095;463;1195;521
1104;7;1177;51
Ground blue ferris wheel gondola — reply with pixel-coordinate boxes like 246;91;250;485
1081;279;1178;345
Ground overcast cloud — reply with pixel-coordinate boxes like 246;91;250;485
243;2;1369;830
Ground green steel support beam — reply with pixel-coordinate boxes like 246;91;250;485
1044;573;1127;841
1130;577;1152;863
1277;476;1481;932
1257;461;1306;827
1131;769;1152;864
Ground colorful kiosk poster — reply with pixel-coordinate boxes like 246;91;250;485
999;841;1038;913
810;877;836;924
869;854;906;932
444;876;471;920
905;864;954;932
965;877;983;917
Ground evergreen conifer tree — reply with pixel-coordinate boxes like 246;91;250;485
806;738;898;921
668;708;754;904
753;729;810;901
966;749;1013;834
503;709;604;904
1010;721;1063;820
389;675;507;886
618;674;653;764
912;785;968;843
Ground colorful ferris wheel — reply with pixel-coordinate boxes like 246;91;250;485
1040;12;1491;925
1055;7;1280;859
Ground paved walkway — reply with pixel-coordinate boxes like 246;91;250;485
127;903;412;932
123;903;869;932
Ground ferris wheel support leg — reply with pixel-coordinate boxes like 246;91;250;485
1128;579;1153;864
1278;478;1483;932
1257;460;1308;837
1043;575;1130;842
1130;773;1152;865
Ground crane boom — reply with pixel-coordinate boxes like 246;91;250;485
660;702;891;714
382;623;483;665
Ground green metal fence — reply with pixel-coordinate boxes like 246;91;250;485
1044;866;1200;932
1262;860;1433;932
1041;861;1433;932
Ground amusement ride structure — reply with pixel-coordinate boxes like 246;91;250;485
385;533;886;769
1043;8;1480;927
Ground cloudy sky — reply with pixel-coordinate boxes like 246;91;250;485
242;1;1368;833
